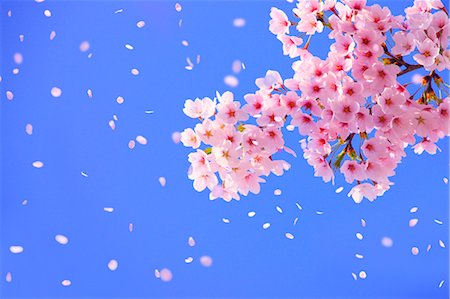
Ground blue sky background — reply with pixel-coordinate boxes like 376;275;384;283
0;0;448;298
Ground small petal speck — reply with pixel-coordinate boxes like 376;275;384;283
316;211;324;215
355;253;364;259
154;269;160;278
274;189;282;196
80;41;90;52
50;31;56;40
159;268;173;282
409;218;419;227
116;96;124;104
87;89;93;98
103;207;114;213
61;280;71;287
351;273;357;280
185;257;193;264
233;18;246;27
188;236;195;247
9;246;24;254
427;244;432;252
222;218;230;223
356;233;363;240
410;207;418;213
263;223;271;229
25;124;33;135
359;271;367;279
5;272;12;282
136;135;147;145
381;237;393;248
55;234;69;245
434;219;443;225
44;9;51;17
335;186;344;193
224;75;239;88
411;246;419;255
285;233;294;240
129;223;133;233
295;203;303;211
247;211;256;218
439;240;445;248
81;171;88;178
128;140;135;149
361;219;366;227
439;280;445;288
33;161;44;168
200;256;213;267
175;3;182;12
131;68;139;76
6;91;14;101
51;87;62;98
159;176;166;187
136;21;146;28
276;206;283;214
108;259;118;271
443;178;448;184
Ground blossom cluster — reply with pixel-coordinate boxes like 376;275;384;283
181;0;450;203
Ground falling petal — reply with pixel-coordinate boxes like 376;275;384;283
87;89;93;98
241;62;246;70
55;234;69;245
222;218;230;224
154;269;160;278
108;120;116;130
116;96;124;104
179;19;182;27
145;110;154;114
5;272;12;282
295;203;303;211
9;246;24;254
263;223;270;229
247;211;256;218
427;244;432;252
351;273;357;280
125;44;134;50
114;9;123;14
185;65;193;71
113;114;118;121
439;240;445;248
224;75;239;88
108;259;118;271
274;189;282;196
22;199;28;205
159;268;173;282
44;9;51;17
158;176;166;187
188;236;195;247
361;218;366;227
411;247;419;255
19;34;24;42
381;237;393;248
13;53;23;64
32;161;44;168
129;223;133;232
79;41;90;52
355;253;364;259
136;135;147;145
181;40;189;46
356;233;363;240
25;124;33;135
50;87;62;98
61;280;71;286
200;256;213;267
81;171;88;178
103;207;114;213
232;60;242;73
185;257;193;263
128;140;135;149
285;232;294;240
6;91;14;101
316;211;324;215
434;219;443;225
175;3;182;12
12;68;19;75
439;280;445;288
443;177;448;184
131;68;139;76
409;218;419;228
276;206;283;214
410;207;418;213
50;30;56;40
136;20;146;28
196;54;200;64
233;18;246;27
359;271;367;279
412;73;422;84
335;186;344;193
171;131;181;144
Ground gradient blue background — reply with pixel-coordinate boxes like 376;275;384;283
1;0;448;298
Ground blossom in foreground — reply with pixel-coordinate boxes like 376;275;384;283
181;0;450;203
